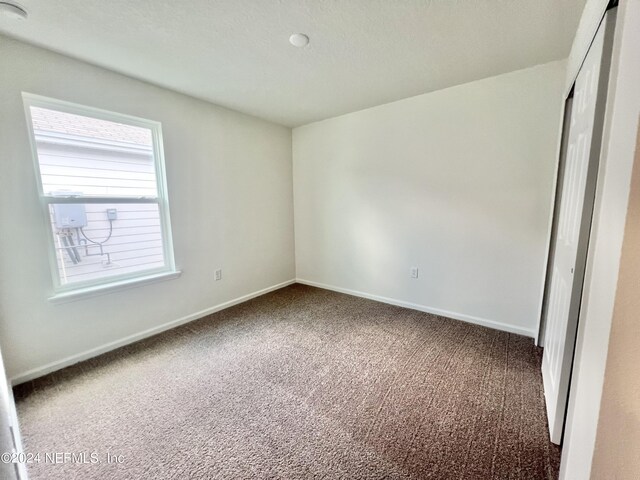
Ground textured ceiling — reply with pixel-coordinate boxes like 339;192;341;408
0;0;586;126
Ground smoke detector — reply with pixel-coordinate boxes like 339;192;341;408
0;1;28;20
289;33;309;48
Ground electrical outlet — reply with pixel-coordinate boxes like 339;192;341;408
410;266;419;279
106;208;118;220
215;269;222;281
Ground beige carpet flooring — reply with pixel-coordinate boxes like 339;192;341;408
14;284;560;479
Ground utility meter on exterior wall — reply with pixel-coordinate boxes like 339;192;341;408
51;191;87;230
52;203;87;229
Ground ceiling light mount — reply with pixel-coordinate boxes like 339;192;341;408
0;1;28;20
289;33;309;48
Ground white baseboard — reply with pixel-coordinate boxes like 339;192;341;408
12;277;534;385
296;278;536;338
11;279;296;385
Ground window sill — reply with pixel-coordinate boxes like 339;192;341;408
48;270;182;304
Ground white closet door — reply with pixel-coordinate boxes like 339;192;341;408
0;351;26;479
541;10;615;445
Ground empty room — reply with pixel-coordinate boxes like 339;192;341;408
0;1;639;479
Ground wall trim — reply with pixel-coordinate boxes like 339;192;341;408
10;279;296;385
11;277;536;385
296;278;536;338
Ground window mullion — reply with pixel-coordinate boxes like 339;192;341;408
42;196;159;205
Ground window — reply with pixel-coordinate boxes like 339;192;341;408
23;93;178;298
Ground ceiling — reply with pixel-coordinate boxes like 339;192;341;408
0;0;586;127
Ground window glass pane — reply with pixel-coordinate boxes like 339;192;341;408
30;106;158;197
49;203;166;286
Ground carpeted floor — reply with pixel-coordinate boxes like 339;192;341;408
14;284;560;479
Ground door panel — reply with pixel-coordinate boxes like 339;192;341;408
541;9;616;445
0;349;26;479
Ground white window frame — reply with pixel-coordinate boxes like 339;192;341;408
22;93;179;301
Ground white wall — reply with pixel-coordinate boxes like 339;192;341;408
560;2;640;478
293;61;566;337
0;36;295;381
591;118;640;480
